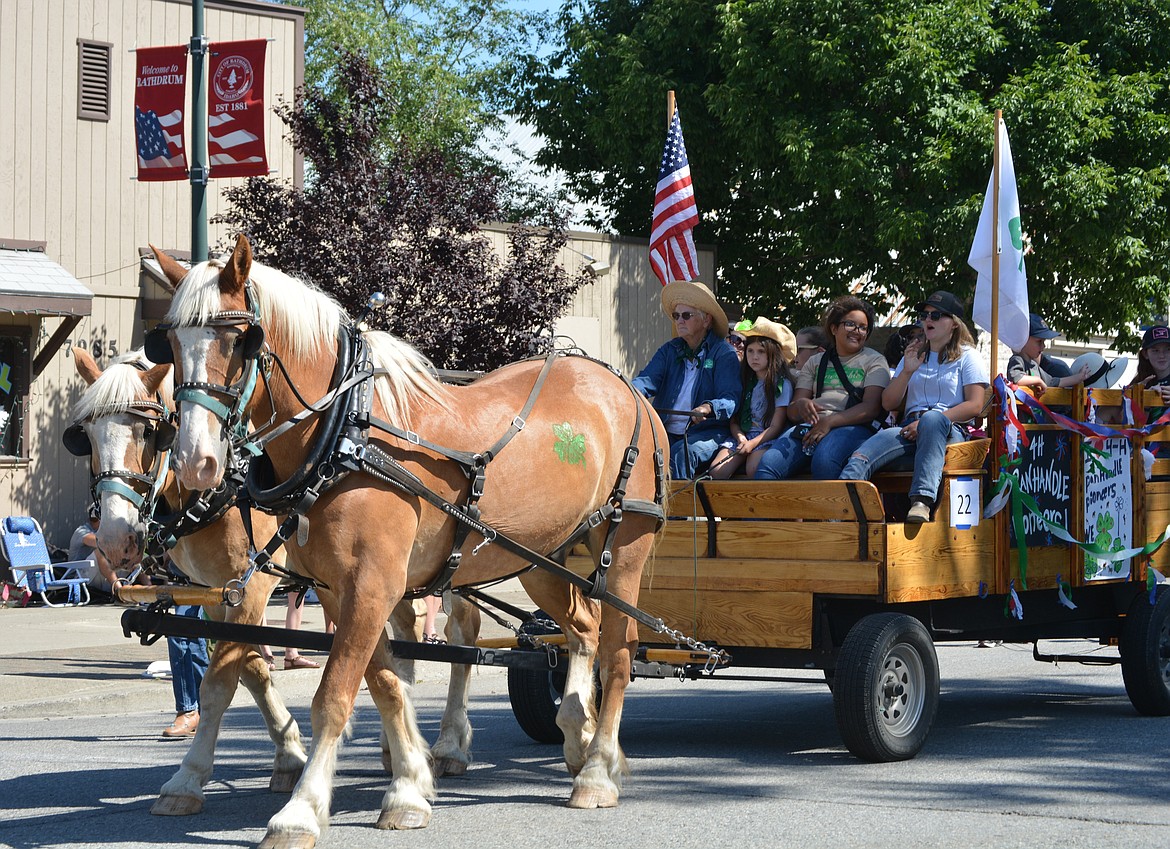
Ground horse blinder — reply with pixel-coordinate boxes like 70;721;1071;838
63;423;92;456
144;326;173;364
241;324;265;360
155;419;178;452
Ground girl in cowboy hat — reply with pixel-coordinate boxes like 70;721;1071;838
632;280;742;478
709;318;797;479
840;291;989;523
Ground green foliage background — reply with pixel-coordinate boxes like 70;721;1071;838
518;0;1170;344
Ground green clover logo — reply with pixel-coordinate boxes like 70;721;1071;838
552;422;587;468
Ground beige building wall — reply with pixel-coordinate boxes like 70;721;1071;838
1;0;304;544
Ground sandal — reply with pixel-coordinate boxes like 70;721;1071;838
284;655;320;670
422;634;446;645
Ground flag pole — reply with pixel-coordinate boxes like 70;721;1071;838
667;90;675;128
990;108;1002;378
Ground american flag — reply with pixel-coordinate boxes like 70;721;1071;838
649;107;699;285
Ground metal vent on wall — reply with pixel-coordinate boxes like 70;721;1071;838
77;39;113;122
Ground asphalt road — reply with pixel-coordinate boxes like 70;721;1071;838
1;602;1169;849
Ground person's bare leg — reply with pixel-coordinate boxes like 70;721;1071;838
285;595;319;669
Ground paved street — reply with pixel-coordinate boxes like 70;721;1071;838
2;595;1169;849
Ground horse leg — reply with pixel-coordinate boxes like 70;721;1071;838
153;638;254;815
429;592;479;777
363;635;436;829
260;582;422;849
237;649;309;792
567;523;654;809
518;570;601;778
379;598;422;773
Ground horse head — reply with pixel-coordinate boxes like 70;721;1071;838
67;347;174;570
151;235;259;492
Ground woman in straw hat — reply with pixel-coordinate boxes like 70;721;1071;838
632;280;742;478
709;317;797;479
755;295;890;480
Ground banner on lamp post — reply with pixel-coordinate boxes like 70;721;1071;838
134;45;189;182
207;39;269;178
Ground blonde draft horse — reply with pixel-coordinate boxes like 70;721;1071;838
153;235;665;848
69;347;308;814
68;348;444;818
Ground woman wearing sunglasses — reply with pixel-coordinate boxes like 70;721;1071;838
840;291;989;523
755;295;890;480
632;280;742;478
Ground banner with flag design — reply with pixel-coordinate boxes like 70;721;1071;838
208;39;269;178
649;107;700;285
134;45;188;182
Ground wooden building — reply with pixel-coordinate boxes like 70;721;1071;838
0;0;305;543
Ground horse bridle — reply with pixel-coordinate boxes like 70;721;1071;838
63;397;177;521
145;283;267;448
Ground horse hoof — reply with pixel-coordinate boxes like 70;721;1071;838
257;829;317;849
567;787;618;809
376;808;431;830
433;757;468;778
151;794;203;816
269;768;302;794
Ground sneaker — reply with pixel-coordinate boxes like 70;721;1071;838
906;500;931;524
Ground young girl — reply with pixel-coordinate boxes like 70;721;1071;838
710;318;796;478
1133;325;1170;402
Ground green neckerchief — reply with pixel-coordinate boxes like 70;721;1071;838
739;373;786;432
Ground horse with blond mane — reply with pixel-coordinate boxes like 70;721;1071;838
66;348;308;812
147;234;666;848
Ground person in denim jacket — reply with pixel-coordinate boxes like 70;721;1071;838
633;280;742;478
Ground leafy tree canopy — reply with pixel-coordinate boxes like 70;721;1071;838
291;0;546;154
215;54;587;372
519;0;1170;345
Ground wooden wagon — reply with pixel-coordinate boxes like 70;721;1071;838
500;384;1170;761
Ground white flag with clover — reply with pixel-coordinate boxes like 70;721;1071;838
970;119;1030;353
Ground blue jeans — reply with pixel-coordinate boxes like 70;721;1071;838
754;424;876;480
840;410;965;501
168;605;209;713
669;427;731;479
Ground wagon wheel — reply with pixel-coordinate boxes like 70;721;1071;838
1119;586;1170;716
833;613;939;762
506;612;602;745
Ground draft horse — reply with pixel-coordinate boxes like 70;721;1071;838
148;234;667;848
66;348;308;812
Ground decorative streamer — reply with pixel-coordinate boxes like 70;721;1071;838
1056;574;1076;610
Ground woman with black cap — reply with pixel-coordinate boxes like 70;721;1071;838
840;291;989;523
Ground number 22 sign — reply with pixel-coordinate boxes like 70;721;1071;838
949;477;980;530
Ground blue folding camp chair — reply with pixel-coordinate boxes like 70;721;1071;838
1;516;92;607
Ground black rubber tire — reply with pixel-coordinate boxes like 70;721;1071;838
507;661;568;744
1120;586;1170;716
833;613;940;762
506;611;567;744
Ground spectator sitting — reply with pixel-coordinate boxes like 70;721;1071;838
728;319;752;363
632;280;742;478
68;502;108;592
709;318;797;479
754;295;890;480
1007;313;1091;397
1133;325;1170;404
841;291;989;523
794;326;829;370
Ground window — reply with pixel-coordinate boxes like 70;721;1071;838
77;39;113;122
0;329;31;459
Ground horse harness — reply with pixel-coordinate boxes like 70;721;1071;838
164;289;686;641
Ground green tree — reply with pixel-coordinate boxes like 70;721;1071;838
519;0;1170;343
215;54;587;372
293;0;545;153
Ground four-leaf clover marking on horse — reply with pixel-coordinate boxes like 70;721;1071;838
552;422;586;468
